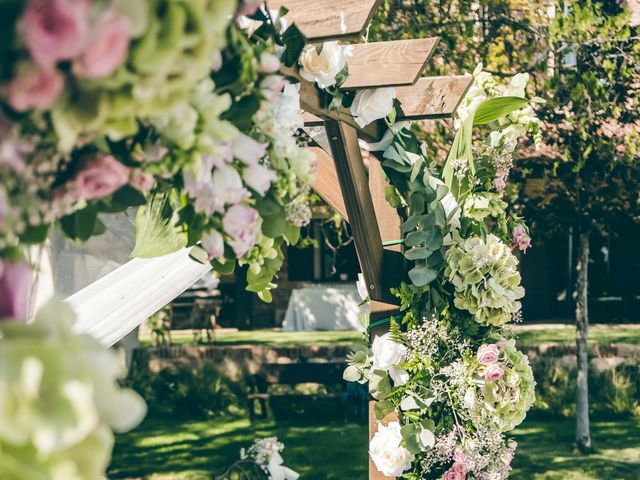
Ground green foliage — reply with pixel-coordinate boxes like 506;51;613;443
132;192;187;258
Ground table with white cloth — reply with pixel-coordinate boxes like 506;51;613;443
282;283;367;332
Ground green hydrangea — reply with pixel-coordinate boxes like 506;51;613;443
462;192;507;222
444;234;524;326
0;301;146;480
481;340;536;432
51;0;236;150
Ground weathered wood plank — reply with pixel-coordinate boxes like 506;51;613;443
309;146;349;221
341;38;439;90
325;120;398;304
368;158;402;252
302;111;324;126
395;75;474;119
268;0;381;41
369;400;400;480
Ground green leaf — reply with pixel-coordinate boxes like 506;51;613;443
405;246;432;261
59;208;100;242
374;400;395;420
221;93;261;131
408;266;437;287
212;258;235;275
281;24;305;67
401;214;420;233
100;185;147;213
418;427;435;450
284;223;301;245
400;423;421;454
473;96;529;125
343;365;361;382
257;290;273;303
131;193;186;258
369;370;392;400
404;230;427;247
20;224;51;244
261;213;286;238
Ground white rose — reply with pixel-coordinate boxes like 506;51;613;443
299;42;347;89
369;422;413;477
371;333;408;387
350;87;396;128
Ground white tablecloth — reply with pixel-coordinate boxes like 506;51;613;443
282;284;367;332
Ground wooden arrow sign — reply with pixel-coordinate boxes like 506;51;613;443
341;38;439;90
395;75;473;119
268;0;381;41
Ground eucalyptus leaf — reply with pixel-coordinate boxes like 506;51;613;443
408;266;438;287
343;365;361;382
405;246;432;261
418;427;436;450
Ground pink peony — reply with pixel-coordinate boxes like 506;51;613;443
222;204;259;258
73;9;131;78
485;364;505;382
243;163;277;196
477;344;500;365
18;0;89;68
129;170;154;191
512;225;531;252
443;462;467;480
493;175;506;191
7;66;64;111
74;154;130;200
0;260;31;320
201;230;225;260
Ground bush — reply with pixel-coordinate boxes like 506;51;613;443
126;363;247;418
532;358;640;419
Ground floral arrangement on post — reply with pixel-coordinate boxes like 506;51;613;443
331;64;542;479
218;437;299;480
0;300;146;479
0;0;313;308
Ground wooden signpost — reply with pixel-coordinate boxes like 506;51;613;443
272;1;472;478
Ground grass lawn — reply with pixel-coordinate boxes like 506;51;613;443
141;324;640;347
108;416;640;479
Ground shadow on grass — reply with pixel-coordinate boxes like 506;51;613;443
109;416;640;480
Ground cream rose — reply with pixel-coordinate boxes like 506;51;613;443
350;87;396;128
371;332;409;387
369;422;413;477
299;42;347;89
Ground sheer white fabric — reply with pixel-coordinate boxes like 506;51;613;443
30;211;213;347
67;247;212;346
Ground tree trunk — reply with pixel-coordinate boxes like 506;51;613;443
574;230;591;452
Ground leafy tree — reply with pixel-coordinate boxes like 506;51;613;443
371;0;640;452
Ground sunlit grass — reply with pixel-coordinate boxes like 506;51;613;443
139;324;640;347
109;417;640;479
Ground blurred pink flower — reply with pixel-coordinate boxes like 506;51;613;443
223;204;259;258
236;0;264;17
202;230;225;260
7;66;64;111
73;9;131;78
0;260;31;320
243;163;276;196
232;133;268;165
129;170;154;191
477;344;500;365
485;364;505;382
18;0;89;68
512;225;531;252
74;154;130;200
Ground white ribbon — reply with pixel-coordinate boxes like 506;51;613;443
266;452;300;480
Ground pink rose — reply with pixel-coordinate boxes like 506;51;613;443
232;133;268;165
222;204;259;258
202;230;225;260
243;163;277;196
129;170;154;191
512;225;531;252
485;364;505;382
18;0;89;68
477;344;500;365
74;154;130;200
443;462;467;480
73;9;131;78
7;66;64;111
0;260;31;320
493;175;506;191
